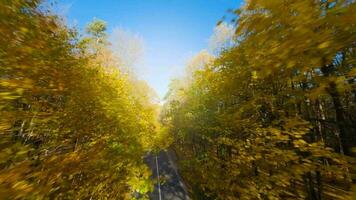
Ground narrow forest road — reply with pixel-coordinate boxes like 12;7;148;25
144;151;190;200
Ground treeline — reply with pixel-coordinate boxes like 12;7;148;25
0;1;162;199
162;0;356;199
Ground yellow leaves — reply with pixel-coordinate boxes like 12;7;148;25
0;78;33;100
218;137;234;146
347;184;356;200
252;70;258;79
318;41;331;49
0;120;12;132
162;0;355;199
19;27;28;33
184;112;194;120
108;141;124;153
283;117;310;132
0;1;163;199
293;139;308;148
150;126;173;151
0;80;17;88
0;92;18;100
308;84;327;100
348;68;356;77
127;165;153;198
335;76;348;93
0;78;33;89
12;181;32;193
287;60;296;68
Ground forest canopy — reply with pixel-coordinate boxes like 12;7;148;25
161;0;356;199
0;0;165;199
0;0;355;199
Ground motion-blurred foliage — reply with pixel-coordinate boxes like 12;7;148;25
162;0;356;199
0;0;161;199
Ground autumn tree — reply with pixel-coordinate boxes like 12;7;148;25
0;1;160;199
163;0;356;199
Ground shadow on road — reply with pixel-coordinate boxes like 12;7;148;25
144;151;189;200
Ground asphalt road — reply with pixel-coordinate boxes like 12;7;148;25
144;151;190;200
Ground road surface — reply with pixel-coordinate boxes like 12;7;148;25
144;150;190;200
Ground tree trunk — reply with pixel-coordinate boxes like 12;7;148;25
327;82;350;155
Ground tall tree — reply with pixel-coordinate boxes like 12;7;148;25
0;1;160;199
163;0;355;199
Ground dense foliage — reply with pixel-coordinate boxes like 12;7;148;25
0;0;161;199
1;0;356;199
162;0;356;199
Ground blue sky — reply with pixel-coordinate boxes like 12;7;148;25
56;0;242;99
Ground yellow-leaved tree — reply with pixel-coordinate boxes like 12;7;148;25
0;1;161;199
163;0;356;199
